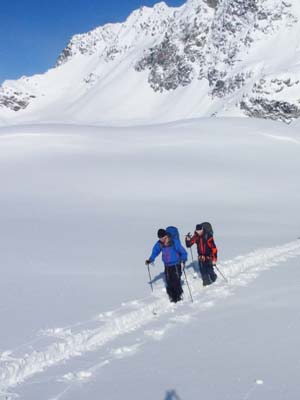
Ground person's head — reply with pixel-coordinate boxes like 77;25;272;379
195;224;204;236
157;228;169;244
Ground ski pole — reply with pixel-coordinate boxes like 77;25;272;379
187;233;199;277
147;264;154;292
183;268;193;303
215;265;228;283
195;249;203;277
189;241;195;264
190;247;195;266
190;247;200;278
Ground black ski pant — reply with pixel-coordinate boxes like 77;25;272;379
198;259;217;286
164;264;183;302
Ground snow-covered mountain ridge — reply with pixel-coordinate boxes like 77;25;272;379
1;0;300;125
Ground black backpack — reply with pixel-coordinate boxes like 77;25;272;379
201;222;213;235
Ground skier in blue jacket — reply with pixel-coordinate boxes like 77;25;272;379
145;228;188;303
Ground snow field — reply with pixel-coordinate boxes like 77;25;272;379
1;239;300;394
0;117;299;399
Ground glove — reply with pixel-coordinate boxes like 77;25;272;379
186;232;192;239
145;259;151;266
198;255;206;262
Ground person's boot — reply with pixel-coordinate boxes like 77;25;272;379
210;271;218;283
202;274;212;286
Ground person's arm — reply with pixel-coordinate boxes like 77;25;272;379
207;236;218;264
147;241;162;264
185;233;197;248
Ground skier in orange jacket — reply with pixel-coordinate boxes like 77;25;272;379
185;223;218;286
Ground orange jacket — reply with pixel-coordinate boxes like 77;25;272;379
185;233;218;263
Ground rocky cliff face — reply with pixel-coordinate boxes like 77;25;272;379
240;76;300;122
1;0;300;124
135;0;296;100
0;86;36;112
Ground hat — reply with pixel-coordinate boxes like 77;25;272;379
157;228;167;238
196;224;203;231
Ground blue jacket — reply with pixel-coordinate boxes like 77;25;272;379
149;238;188;267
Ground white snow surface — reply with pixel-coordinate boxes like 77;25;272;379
0;117;299;399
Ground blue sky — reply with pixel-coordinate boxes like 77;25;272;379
0;0;185;84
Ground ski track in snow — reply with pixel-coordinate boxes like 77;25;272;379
1;240;300;397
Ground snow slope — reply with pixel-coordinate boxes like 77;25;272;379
1;0;300;124
0;117;299;399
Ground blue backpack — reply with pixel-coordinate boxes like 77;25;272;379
166;226;181;242
164;226;186;263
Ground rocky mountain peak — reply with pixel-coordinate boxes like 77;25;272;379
56;1;176;67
